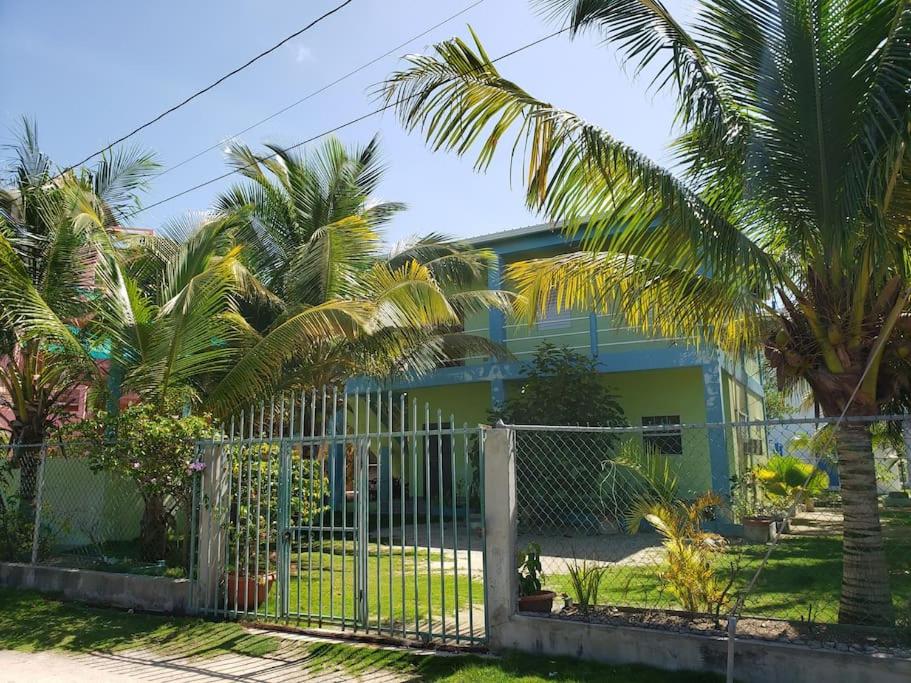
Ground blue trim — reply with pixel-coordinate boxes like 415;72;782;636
488;254;505;344
702;361;730;496
588;313;599;358
719;351;764;396
349;345;712;393
479;230;577;256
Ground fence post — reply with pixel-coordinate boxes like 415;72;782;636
29;446;47;565
483;423;517;649
195;441;227;614
903;418;911;490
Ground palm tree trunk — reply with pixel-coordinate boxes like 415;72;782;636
835;422;893;626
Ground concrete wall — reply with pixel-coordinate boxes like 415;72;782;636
0;562;190;614
501;614;911;683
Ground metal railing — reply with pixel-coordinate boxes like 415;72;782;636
191;388;488;645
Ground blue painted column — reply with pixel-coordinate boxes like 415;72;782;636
589;313;599;358
702;360;731;497
488;253;506;410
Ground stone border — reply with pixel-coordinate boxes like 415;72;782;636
0;562;190;614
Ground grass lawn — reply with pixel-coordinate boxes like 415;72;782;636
235;541;484;635
0;588;720;681
541;509;911;624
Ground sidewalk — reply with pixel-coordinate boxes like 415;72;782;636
0;643;411;682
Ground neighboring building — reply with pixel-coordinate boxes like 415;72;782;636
350;222;766;502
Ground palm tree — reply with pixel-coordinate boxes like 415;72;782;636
207;136;511;414
382;1;911;626
0;119;157;517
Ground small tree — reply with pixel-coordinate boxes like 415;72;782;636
57;400;215;562
492;343;626;530
490;343;625;427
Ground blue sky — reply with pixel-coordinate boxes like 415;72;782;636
2;0;690;244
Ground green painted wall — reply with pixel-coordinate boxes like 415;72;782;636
722;371;767;480
501;366;712;496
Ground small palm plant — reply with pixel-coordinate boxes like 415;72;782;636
754;455;830;511
630;493;734;616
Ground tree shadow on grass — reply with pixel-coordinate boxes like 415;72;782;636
0;589;276;658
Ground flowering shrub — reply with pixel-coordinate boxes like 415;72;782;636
56;400;217;561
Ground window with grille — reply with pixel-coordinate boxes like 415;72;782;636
641;415;683;455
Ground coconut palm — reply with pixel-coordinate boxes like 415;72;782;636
382;1;911;625
0;119;157;516
207;136;512;414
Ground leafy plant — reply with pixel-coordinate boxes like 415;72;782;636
225;442;328;573
565;557;605;609
516;542;545;597
494;343;626;527
729;471;783;522
55;399;216;561
600;440;678;529
754;455;830;509
630;492;735;616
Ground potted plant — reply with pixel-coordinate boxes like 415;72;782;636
226;570;276;609
731;473;776;543
516;543;555;613
754;455;829;522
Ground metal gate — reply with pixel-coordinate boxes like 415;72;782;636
191;388;488;645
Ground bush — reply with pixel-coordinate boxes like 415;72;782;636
55;399;216;562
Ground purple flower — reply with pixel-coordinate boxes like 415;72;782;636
188;461;206;473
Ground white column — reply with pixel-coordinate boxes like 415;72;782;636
195;443;227;614
483;424;517;649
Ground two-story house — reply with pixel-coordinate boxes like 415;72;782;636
350;221;766;504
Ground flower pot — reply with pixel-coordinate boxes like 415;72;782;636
742;516;774;543
226;572;275;610
518;590;556;613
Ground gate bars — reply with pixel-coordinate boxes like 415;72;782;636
190;387;488;645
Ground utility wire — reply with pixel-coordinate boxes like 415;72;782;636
129;27;570;218
58;0;355;176
155;0;488;180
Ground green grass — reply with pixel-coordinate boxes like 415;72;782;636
0;588;277;658
236;542;484;632
544;509;911;624
0;588;719;681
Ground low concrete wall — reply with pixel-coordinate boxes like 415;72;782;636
0;562;191;614
500;614;911;683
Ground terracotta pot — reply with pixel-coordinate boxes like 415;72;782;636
742;516;774;543
226;572;275;609
518;590;556;613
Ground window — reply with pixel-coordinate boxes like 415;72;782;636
642;415;683;455
537;290;572;330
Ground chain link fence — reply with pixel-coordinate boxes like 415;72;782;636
512;417;911;650
1;442;195;577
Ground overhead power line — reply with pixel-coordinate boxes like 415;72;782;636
131;27;570;218
156;0;488;179
58;0;355;176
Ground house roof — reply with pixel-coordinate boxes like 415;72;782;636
467;220;562;246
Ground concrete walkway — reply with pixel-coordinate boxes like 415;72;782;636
0;632;424;682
